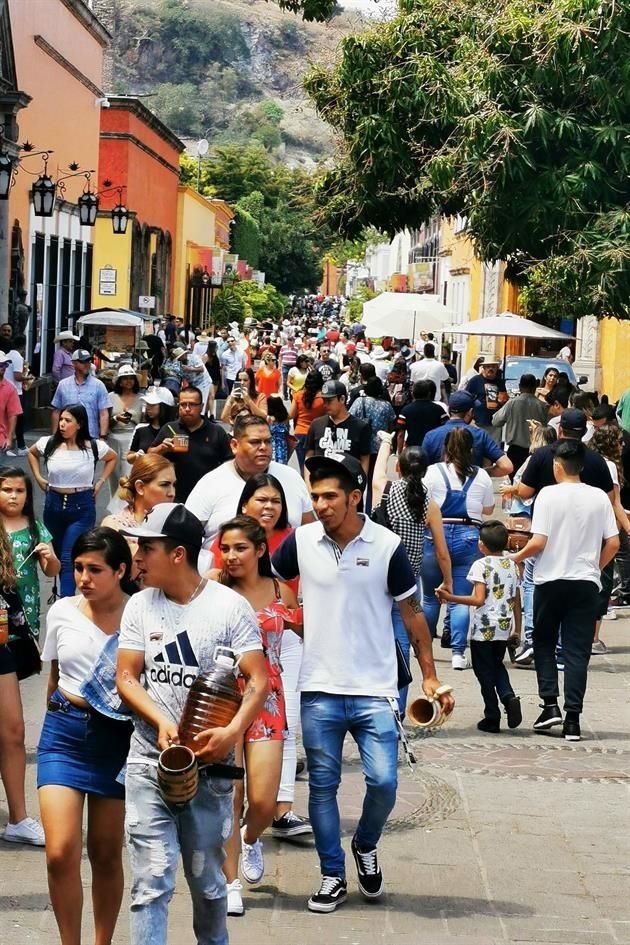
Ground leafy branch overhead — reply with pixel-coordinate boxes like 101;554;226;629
305;0;630;317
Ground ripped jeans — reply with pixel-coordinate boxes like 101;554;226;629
125;763;233;945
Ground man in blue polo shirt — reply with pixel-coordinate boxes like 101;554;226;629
272;453;454;914
422;391;513;477
51;349;111;438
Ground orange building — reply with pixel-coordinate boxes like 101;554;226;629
9;0;108;370
92;96;185;316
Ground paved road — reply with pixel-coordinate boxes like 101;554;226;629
2;440;630;945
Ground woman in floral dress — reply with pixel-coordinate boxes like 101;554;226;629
211;514;301;916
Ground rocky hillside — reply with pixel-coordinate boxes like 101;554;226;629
97;0;368;168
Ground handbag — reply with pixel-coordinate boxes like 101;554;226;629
506;514;532;552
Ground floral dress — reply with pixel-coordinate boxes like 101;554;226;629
10;521;52;638
239;583;302;743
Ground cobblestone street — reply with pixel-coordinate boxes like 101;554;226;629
5;577;630;945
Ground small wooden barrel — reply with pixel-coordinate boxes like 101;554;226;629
408;697;443;729
157;745;199;805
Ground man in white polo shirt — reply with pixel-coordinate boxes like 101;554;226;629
271;454;454;914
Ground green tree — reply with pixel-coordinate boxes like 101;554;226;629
233;205;262;269
305;0;630;317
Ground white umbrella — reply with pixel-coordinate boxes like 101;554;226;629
76;312;144;329
445;311;573;341
362;292;456;339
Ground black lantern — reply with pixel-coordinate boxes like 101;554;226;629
32;173;56;217
0;152;13;199
111;201;129;235
78;190;98;226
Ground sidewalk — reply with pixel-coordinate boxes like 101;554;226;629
6;607;630;945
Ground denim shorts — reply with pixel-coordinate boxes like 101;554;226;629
37;690;132;798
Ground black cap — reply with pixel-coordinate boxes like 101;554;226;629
321;380;346;399
121;503;204;550
305;453;366;493
559;408;587;433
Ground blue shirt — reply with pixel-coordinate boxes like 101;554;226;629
422;419;504;466
51;373;111;438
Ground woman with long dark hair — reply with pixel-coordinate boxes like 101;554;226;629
0;519;46;846
211;514;301;916
286;353;310;399
0;466;59;638
38;527;135;945
27;404;117;597
372;438;452;714
288;369;326;474
421;426;495;670
220;367;268;427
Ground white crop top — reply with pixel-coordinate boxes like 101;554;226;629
35;436;110;488
42;597;113;698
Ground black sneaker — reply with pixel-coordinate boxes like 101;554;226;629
504;695;522;729
477;717;500;733
271;811;312;839
533;704;563;730
440;629;452;649
308;876;347;913
563;719;581;741
351;835;384;899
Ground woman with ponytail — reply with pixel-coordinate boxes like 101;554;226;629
421;426;495;670
372;436;452;715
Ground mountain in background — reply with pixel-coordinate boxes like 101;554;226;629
97;0;368;167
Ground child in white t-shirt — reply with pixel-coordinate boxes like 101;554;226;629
437;520;522;733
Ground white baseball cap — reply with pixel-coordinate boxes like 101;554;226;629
142;386;175;406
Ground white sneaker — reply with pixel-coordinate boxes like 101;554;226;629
3;817;45;846
240;826;264;884
16;448;28;456
602;610;617;621
226;878;244;916
451;654;470;671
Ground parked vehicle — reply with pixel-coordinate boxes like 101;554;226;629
503;356;587;395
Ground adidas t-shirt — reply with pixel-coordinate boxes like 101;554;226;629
119;581;262;765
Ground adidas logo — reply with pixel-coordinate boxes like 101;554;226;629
150;631;200;688
154;631;199;667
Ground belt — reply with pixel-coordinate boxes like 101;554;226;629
47;697;90;714
441;518;481;527
49;486;93;495
198;763;244;781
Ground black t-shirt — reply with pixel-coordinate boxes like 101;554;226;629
620;431;630;508
521;442;614;494
305;414;371;459
397;400;447;448
152;418;232;501
129;423;161;455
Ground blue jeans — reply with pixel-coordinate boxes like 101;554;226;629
44;489;96;597
421;524;480;655
294;433;308;475
125;763;232;945
301;693;398;878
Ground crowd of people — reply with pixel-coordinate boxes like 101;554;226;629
0;300;627;944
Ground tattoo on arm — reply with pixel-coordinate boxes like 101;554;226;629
241;681;258;703
405;593;422;615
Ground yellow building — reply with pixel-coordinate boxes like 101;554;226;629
174;187;234;326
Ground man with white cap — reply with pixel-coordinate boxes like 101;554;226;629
52;330;79;383
51;350;111;439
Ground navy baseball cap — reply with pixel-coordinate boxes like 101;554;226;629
449;391;475;413
559;408;587;433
